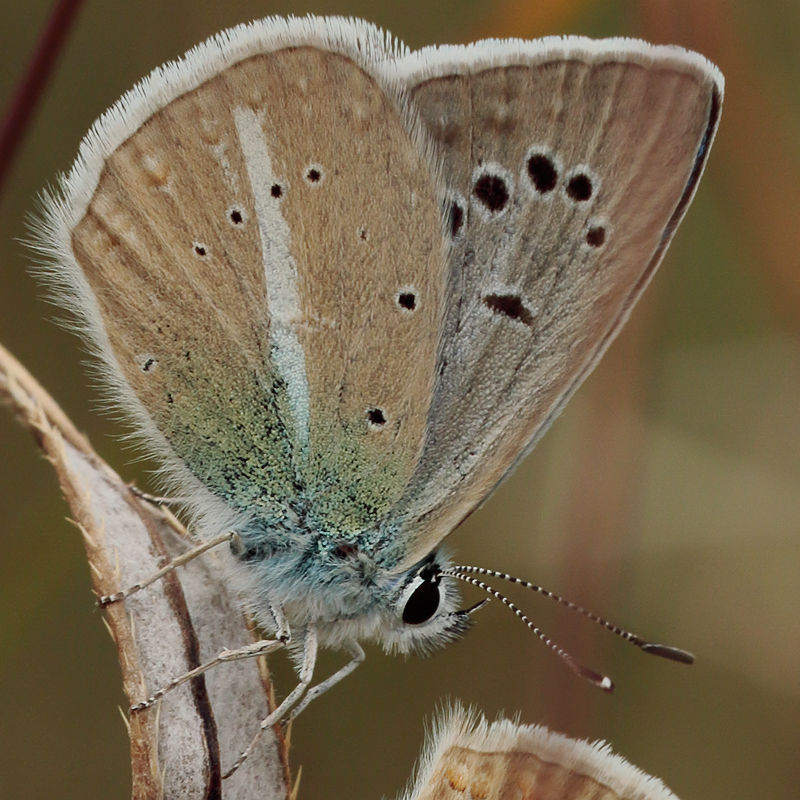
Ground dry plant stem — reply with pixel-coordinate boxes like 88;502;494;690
0;340;290;800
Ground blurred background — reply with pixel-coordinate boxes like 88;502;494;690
1;1;798;798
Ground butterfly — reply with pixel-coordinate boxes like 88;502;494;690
36;15;722;771
407;706;682;800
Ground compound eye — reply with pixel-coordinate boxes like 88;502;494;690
402;575;441;625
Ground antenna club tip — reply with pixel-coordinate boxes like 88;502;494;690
642;643;695;665
578;666;615;693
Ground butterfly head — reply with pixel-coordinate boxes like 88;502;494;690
373;550;484;656
269;544;481;655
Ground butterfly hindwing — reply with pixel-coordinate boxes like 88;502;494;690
383;39;722;569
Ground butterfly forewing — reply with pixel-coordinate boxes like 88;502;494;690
385;41;722;568
62;22;449;534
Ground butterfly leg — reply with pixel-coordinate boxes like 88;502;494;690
130;635;287;712
98;530;236;605
128;484;189;505
288;638;365;721
223;624;319;779
267;601;291;642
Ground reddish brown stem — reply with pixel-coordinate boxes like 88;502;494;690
0;0;86;196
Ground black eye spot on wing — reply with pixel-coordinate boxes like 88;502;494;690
305;165;323;184
193;243;207;257
397;291;417;312
447;199;464;238
586;225;606;248
228;207;245;225
473;173;509;213
367;407;387;428
138;355;157;373
527;153;558;193
566;172;593;202
271;183;283;199
484;294;534;326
